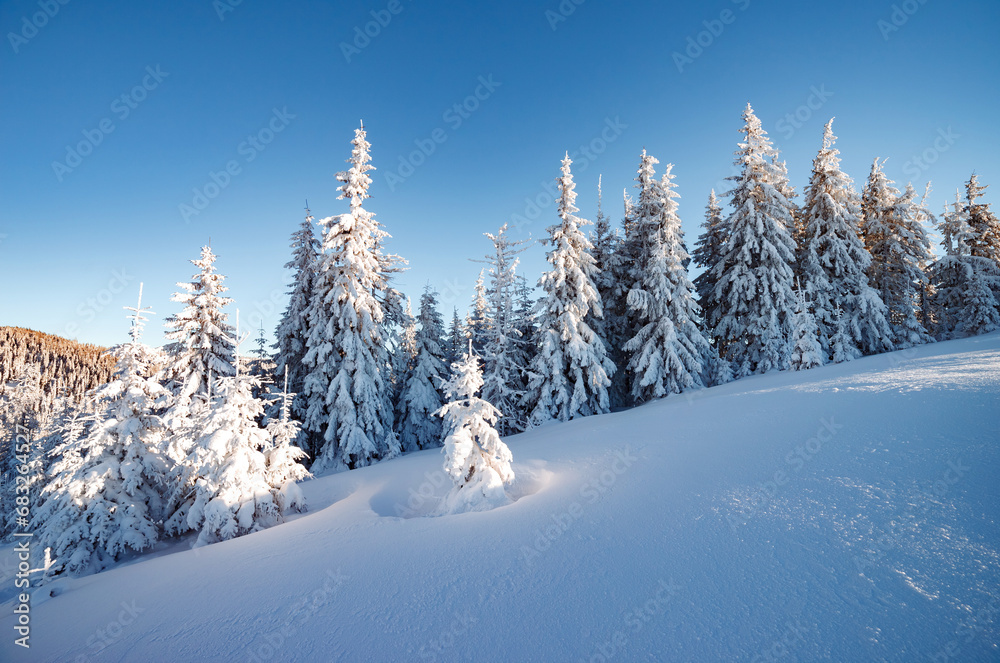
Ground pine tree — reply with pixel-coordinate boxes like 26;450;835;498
398;288;449;451
467;270;490;357
274;205;319;424
622;153;712;401
477;224;532;436
929;189;1000;338
693;189;726;316
709;103;799;376
391;298;419;442
163;246;236;405
445;308;466;366
302;123;400;472
435;346;514;515
788;287;824;371
861;161;934;347
589;174;619;346
264;367;310;515
800;120;893;358
33;286;172;579
605;189;641;407
965;174;1000;266
526;155;614;424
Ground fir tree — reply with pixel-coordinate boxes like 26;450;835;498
467;270;490;357
861;161;934;347
709;103;799;376
693;189;726;316
788;286;824;371
800;120;893;358
446;308;466;366
33;286;172;579
589;174;619;346
622;154;712;401
965;173;1000;266
435;346;514;515
274;205;319;425
477;224;532;436
526;155;614;424
398;288;449;451
302;123;400;472
163;246;236;406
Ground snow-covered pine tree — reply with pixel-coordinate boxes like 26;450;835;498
604;189;641;407
709;103;799;376
588;174;619;346
525;155;614;424
929;188;1000;338
965;173;1000;267
301;123;400;472
163;245;236;407
861;161;934;347
693;189;726;316
264;367;310;515
788;286;824;371
445;308;466;366
476;224;532;436
397;287;449;451
467;270;490;357
435;345;514;515
165;315;309;547
33;285;172;580
622;153;712;401
274;206;319;427
391;297;419;443
800;119;893;359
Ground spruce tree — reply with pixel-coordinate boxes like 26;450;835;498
33;286;172;579
788;287;824;371
622;154;712;401
398;288;449;451
477;224;531;436
163;246;236;405
526;155;614;424
800;120;893;358
467;270;490;357
709;103;799;376
693;189;726;316
965;174;1000;266
302;123;400;472
274;205;320;425
861;161;934;347
435;346;514;515
446;308;466;366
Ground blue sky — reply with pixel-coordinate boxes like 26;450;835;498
1;0;998;349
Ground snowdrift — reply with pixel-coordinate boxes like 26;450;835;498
2;334;998;662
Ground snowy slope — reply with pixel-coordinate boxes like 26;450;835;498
2;334;999;662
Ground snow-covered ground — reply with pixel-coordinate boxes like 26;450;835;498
2;334;998;662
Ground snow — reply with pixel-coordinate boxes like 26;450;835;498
3;334;999;662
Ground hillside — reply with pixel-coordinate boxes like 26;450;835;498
2;333;998;662
0;326;115;408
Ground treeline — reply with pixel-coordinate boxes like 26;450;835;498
1;104;998;584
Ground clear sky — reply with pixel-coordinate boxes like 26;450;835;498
1;0;998;349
